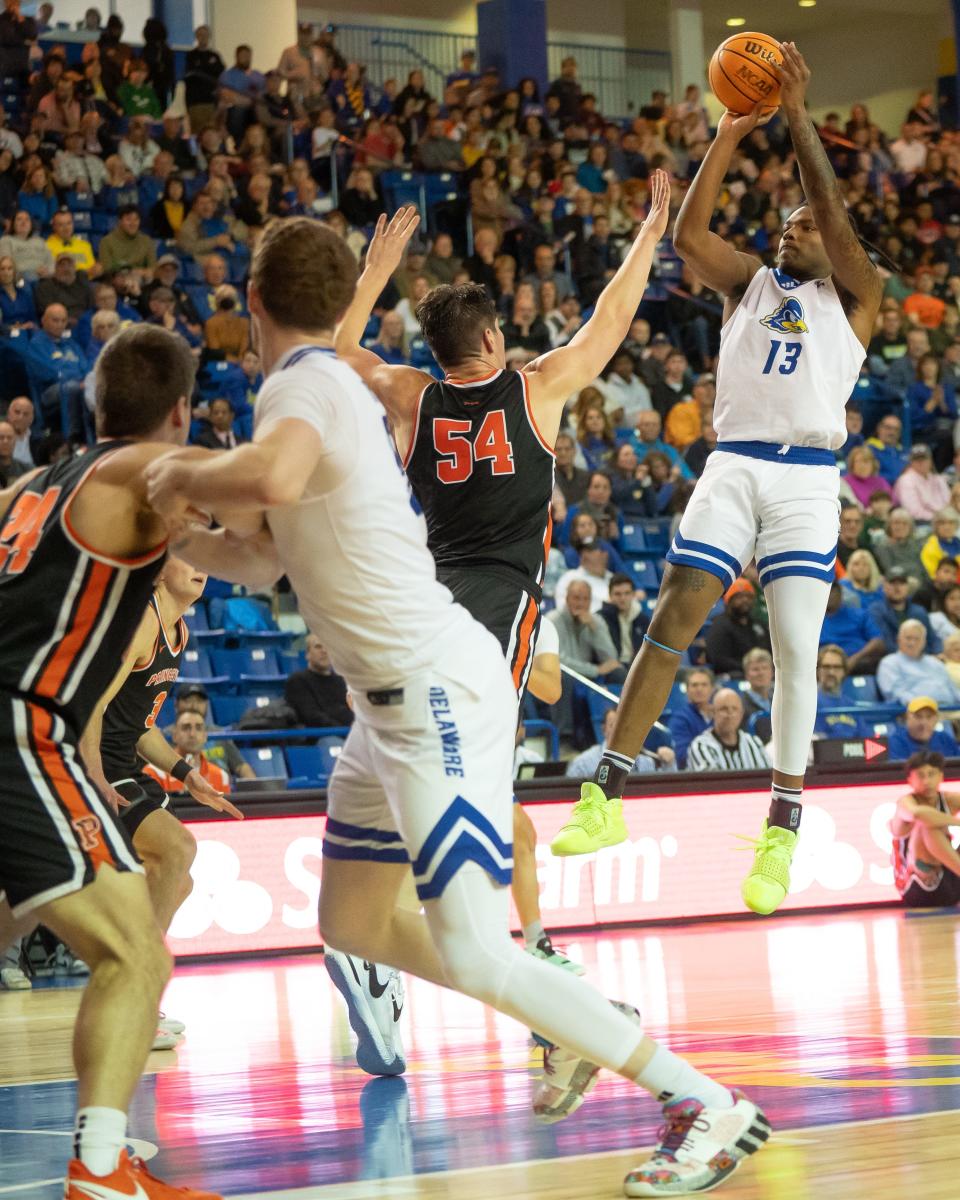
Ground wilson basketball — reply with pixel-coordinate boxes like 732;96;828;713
708;32;782;115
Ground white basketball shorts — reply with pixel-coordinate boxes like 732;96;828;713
665;444;841;590
322;614;517;902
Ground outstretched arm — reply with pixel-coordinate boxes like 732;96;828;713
672;109;765;300
778;41;883;345
522;169;672;442
175;525;283;590
333;206;433;436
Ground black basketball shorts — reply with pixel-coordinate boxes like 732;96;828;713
436;566;541;700
0;694;143;919
111;771;172;838
900;870;960;908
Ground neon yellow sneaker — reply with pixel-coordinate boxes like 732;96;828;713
740;819;797;915
550;783;628;856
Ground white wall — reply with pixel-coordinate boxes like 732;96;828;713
211;0;297;71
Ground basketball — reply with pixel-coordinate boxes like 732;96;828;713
708;31;783;116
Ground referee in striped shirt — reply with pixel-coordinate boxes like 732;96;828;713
687;687;771;772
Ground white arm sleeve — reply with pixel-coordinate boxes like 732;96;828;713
532;614;559;659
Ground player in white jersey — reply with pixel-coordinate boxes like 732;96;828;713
554;44;884;918
145;217;770;1197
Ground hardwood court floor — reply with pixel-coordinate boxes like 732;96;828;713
2;907;960;1198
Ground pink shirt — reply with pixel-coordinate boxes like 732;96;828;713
893;468;951;521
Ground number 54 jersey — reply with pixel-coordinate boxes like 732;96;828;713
0;442;165;734
404;368;556;586
714;267;865;452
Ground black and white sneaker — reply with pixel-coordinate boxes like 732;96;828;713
325;949;406;1076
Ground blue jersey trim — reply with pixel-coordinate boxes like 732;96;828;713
282;345;337;370
759;564;836;588
665;549;735;590
717;441;836;467
672;530;743;575
757;546;839;572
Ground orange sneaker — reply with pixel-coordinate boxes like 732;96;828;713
66;1150;222;1199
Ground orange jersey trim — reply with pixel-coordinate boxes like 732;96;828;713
35;559;113;699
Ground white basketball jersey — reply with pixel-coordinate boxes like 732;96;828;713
255;346;466;691
714;266;865;451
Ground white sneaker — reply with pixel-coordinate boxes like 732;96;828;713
151;1028;181;1051
0;964;31;990
325;949;406;1076
533;1000;642;1124
623;1090;771;1196
158;1012;186;1036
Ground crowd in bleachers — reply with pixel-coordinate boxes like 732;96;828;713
1;7;959;785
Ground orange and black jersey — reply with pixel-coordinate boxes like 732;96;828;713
403;369;555;592
100;594;187;781
0;442;166;735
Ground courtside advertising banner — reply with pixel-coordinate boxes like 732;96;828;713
168;780;905;957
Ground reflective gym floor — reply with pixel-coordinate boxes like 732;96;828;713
3;907;960;1199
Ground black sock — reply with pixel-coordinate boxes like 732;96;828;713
593;750;634;799
768;784;803;832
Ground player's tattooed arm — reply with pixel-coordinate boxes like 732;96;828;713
778;42;882;336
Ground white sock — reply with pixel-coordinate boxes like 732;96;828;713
73;1106;127;1176
522;919;546;950
633;1043;734;1109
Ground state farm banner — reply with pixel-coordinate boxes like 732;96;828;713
168;780;905;957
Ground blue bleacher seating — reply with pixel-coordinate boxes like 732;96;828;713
210;695;248;727
180;647;213;678
90;211;114;235
380;170;424;216
65;191;94;212
664;681;687;716
183;603;209;633
586;683;621;742
620;524;648;556
241;745;288;780
843;675;880;704
285;737;345;784
279;650;307;675
210;648;285;684
628;560;659;591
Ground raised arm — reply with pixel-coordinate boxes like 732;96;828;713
672;111;765;300
890;791;960;838
778;42;883;346
521;169;672;442
175;525;283;591
333;206;433;436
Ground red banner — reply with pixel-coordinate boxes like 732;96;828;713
168;780;904;957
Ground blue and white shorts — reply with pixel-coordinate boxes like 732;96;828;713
666;442;841;591
322;616;517;902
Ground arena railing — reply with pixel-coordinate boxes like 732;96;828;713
546;42;671;121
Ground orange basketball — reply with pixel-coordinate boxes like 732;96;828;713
708;32;782;116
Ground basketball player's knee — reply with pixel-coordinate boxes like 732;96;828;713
170;825;197;898
432;917;517;1004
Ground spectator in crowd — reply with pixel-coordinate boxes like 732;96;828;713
547;56;582;124
0;252;34;327
669;666;714;768
26;301;87;430
892;441;950;516
184;24;225;131
553;431;590;505
568;469;620;542
877;619;960;708
874;506;926;582
54;128;108;194
35;252;91;322
887;697;960;762
204;285;250;361
0;209;52;279
629;408;691;478
839;548;883;608
145;711;249;792
117;58;162;118
118;116;160;178
907;354;957;469
284;635;353;728
651;348;690;418
97;204;155;279
74;280;139;348
425;232;461;285
599;571;647;665
555;538;614;613
177;188;246;259
601;348;652;427
368;309;408;365
686;688;770;772
218;43;264;139
869;566;941;654
943;631;960;687
502;289;551;357
820;580;887;673
683;414;717;478
886;328;932;396
417;115;464;172
814;644;870;740
740;647;775;738
45;209;97;276
192;397;240;449
566;706;675;778
865;413;910;486
931;584;960;643
837;505;868;569
0;0;36;81
0;418;26;481
890;750;960;908
38;76;82;135
5;394;38;467
523;242;576;302
548;578;626;684
665;372;713;452
920;507;960;579
903;272;947;331
840;445;893;508
704;578;770;676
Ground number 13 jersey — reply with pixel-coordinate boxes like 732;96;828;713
714;267;865;452
403;369;555;586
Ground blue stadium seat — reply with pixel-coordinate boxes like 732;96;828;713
180;647;213;678
210;696;248;727
285;737;345;784
664;681;687;716
842;675;880;704
138;177;163;213
182;603;209;633
363;315;381;340
210;648;285;684
619;524;647;555
640;519;672;554
65;191;93;212
279;650;306;675
380;170;424;216
586;683;620;742
90;211;114;234
628;560;659;591
241;745;288;780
